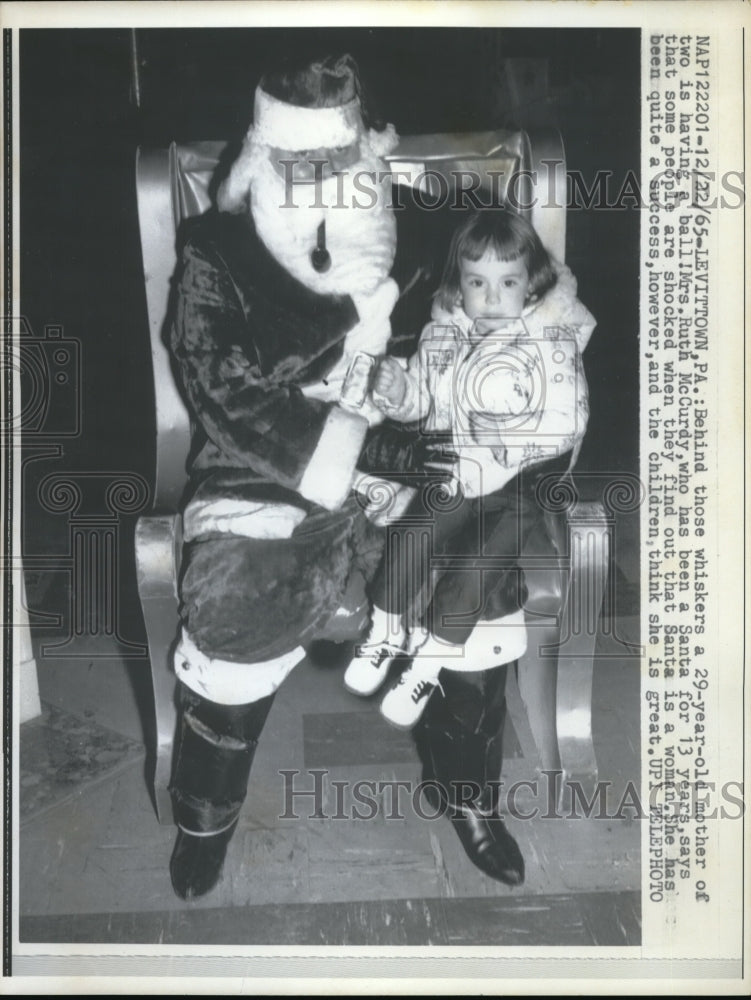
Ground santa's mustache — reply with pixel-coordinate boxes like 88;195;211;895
250;147;397;296
269;147;392;212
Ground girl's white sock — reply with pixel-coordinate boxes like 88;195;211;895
368;605;405;647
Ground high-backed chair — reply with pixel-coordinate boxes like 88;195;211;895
134;130;608;822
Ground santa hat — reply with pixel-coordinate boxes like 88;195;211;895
217;53;398;213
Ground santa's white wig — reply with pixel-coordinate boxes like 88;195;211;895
217;53;398;214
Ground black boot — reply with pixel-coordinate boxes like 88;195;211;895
170;822;238;901
169;684;275;900
414;665;525;887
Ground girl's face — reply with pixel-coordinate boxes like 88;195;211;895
458;250;530;320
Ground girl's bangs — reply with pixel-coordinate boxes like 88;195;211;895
459;231;525;263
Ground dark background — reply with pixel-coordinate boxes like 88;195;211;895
19;26;640;572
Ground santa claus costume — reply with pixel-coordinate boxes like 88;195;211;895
168;52;527;898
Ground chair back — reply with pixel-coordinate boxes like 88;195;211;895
135;129;567;511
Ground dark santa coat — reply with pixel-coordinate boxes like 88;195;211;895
170;205;433;663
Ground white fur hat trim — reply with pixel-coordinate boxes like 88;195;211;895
252;85;362;151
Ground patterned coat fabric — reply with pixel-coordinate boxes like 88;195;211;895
387;264;596;499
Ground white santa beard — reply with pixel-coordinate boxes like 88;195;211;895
250;151;397;298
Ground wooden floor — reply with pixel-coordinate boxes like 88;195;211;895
16;507;640;947
18;601;640;948
21;890;640;947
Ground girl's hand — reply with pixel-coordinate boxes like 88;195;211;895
372;356;407;409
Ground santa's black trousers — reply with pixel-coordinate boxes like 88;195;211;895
414;663;508;809
169;666;509;834
169;683;275;835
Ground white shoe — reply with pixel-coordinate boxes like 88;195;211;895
380;659;442;730
344;641;404;696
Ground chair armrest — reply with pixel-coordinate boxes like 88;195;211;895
135;512;182;600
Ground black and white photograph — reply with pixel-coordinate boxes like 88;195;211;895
2;0;747;993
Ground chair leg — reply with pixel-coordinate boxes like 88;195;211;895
135;513;182;824
516;630;560;773
553;505;610;807
149;601;180;825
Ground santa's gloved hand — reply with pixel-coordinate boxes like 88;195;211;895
358;424;458;485
422;437;460;483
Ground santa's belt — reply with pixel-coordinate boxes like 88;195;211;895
183;497;307;542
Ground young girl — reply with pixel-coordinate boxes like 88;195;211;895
346;209;596;729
